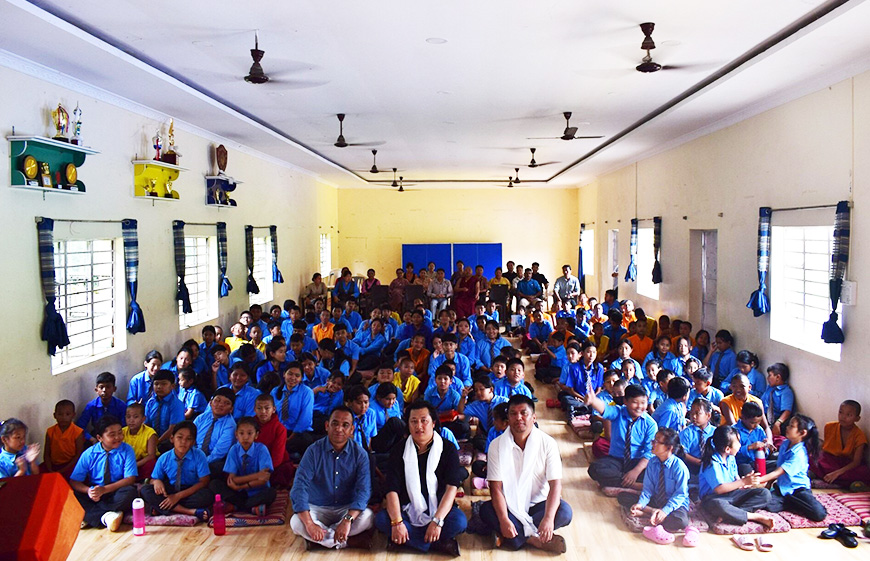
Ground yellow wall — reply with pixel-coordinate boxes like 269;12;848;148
337;188;579;278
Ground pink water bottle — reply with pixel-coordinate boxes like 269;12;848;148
132;498;146;536
754;449;767;476
213;494;226;536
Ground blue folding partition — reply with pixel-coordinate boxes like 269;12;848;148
452;243;503;277
402;243;503;277
401;244;452;273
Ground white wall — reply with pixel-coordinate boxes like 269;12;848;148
580;74;869;434
0;65;336;438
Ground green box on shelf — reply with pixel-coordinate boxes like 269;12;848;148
8;135;98;193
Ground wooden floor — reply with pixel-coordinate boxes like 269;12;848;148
68;346;867;561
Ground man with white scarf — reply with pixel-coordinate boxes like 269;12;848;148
481;394;573;552
375;400;467;556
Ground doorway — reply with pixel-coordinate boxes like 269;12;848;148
608;229;619;293
690;230;718;333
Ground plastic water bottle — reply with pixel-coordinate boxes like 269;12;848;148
213;494;226;536
132;498;146;536
754;448;767;476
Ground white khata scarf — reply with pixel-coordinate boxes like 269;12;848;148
498;428;543;537
402;432;443;527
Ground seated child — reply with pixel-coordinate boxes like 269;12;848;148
393;355;422;404
535;331;567;384
369;362;401;406
319;338;351;377
732;402;770;475
610;339;642;381
489;355;508;384
42;399;84;478
620;358;641;386
470;402;509;482
76;372;127;443
300;353;330;390
476;320;511;372
312;372;346;435
761;363;794;444
591;378;629;459
69;415;137;531
254;394;295;488
210;343;230;389
460;376;508;452
698;425;774;528
370;382;403;433
646;368;674;414
813;399;870;487
271;361;315;457
344;385;377;452
257;340;290;386
404;334;431;381
493;358;533;400
679;398;715;480
719;350;766;398
178;368;208;420
652;376;691;432
586;382;656;490
145;369;186;453
617;428;693;543
687;367;723;424
597;370;621;405
427;334;472;391
758;414;827;521
556;341;603;417
0;418;40;477
719;374;769;434
424;366;469;440
141;421;214;520
122;403;157;481
210;416;277;516
194;387;238;477
222;363;259;420
127;350;164;405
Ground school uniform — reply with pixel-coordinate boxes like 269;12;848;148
493;378;533;400
193;410;237;476
144;392;186;439
369;382;405;408
76;396;127;440
767;440;826;521
313;388;345;415
558;361;604;413
221;384;259;419
679;423;715;477
733;420;768;468
427;353;473;389
271;384;315;456
699;453;771;525
178;386;208;416
644;380;668;410
369;398;403;430
588;405;657;488
602;323;627;351
464;396;508;437
355;331;388;371
126;370;155;405
351;409;378;450
610;357;643;380
690;345;709;361
300;366;330;390
471;337;508;371
255;360;290;385
642;351;677;372
210;442;277;511
536;344;567;383
687;386;724;408
141;447;214;515
720;367;767;397
229;347;266;365
0;447;32;477
761;384;795;423
70;442;138;527
652;398;687;432
708;348;737;386
456;334;480;365
424;386;461;413
335;339;361;362
213;363;230;387
616;454;690;532
340;310;363;334
200;341;219;368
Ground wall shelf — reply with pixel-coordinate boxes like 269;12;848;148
205;174;241;207
132;159;187;200
8;135;99;194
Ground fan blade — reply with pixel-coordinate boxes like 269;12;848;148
343;141;386;147
569;136;604;140
529;161;560;167
526;137;563;140
563;126;578;137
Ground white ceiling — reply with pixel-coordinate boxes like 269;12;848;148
2;0;870;188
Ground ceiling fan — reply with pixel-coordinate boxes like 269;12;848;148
334;114;383;148
528;147;558;168
244;32;269;84
528;112;603;141
635;22;698;73
354;149;397;174
371;168;417;190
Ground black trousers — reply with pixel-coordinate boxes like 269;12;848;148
587;456;646;488
443;418;470;440
209;480;277;511
616;492;689;532
700;488;771;525
140;482;215;515
370;417;406;454
74;486;138;527
479;499;573;550
767;486;827;521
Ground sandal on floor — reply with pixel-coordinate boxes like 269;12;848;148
731;535;755;551
642;525;675;545
252;504;266;517
755;536;773;552
194;508;211;522
682;526;700;547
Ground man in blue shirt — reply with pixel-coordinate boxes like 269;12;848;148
290;406;374;550
193;387;238;477
516;269;543;308
76;372;127;443
69;415;138;531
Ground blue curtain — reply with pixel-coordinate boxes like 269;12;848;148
652;216;662;284
173;220;192;314
36;217;69;355
746;207;772;317
270;225;284;283
122;219;145;334
625;218;638;282
822;201;850;343
577;223;585;292
217;221;232;298
245;225;260;294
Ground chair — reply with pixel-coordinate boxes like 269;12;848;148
362;285;390;317
489;284;510;326
403;284;426;313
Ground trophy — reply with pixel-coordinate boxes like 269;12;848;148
152;130;162;161
71;103;82;145
51;104;70;142
162;118;181;165
40;162;53;188
145;178;158;197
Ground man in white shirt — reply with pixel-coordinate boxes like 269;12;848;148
480;395;573;552
553;265;582;308
427;268;453;316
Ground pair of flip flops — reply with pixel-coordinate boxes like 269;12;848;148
731;535;773;552
819;523;859;548
642;525;699;547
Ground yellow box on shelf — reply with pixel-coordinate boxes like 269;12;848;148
132;159;187;201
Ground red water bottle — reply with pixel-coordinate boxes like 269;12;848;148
754;448;767;476
213;494;226;535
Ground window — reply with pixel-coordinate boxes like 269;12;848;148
249;235;274;306
320;233;332;278
770;225;840;361
179;236;218;329
51;239;126;374
580;229;595;276
636;227;659;300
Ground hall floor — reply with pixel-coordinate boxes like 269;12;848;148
67;343;867;561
